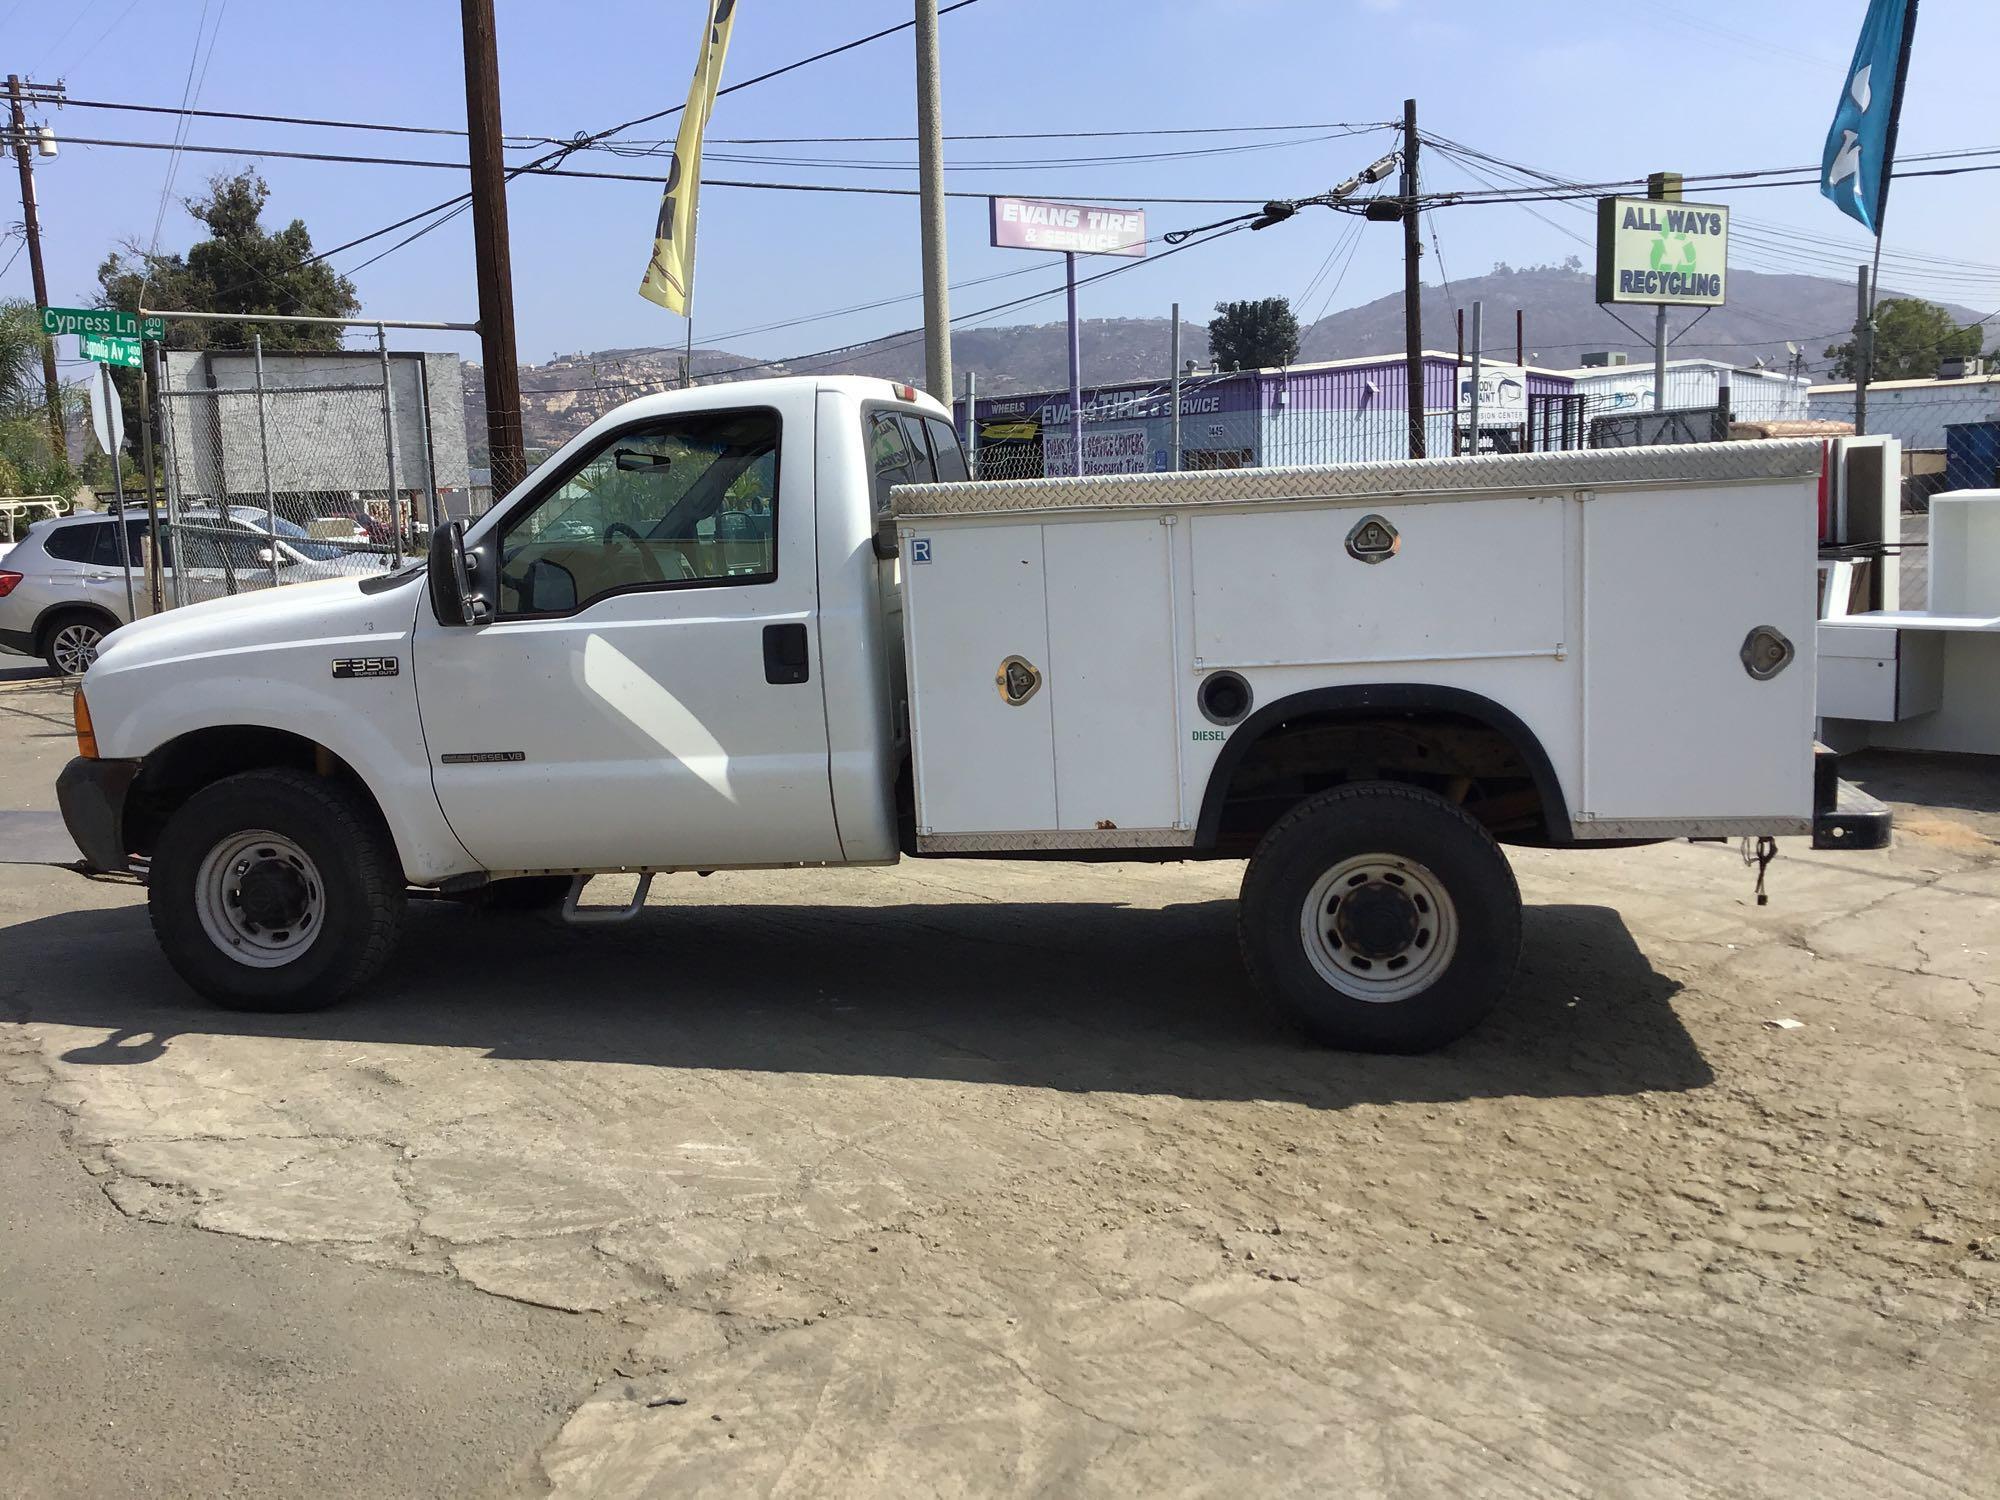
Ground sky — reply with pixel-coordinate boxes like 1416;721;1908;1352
6;0;1999;381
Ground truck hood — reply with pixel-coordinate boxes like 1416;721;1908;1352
88;568;424;680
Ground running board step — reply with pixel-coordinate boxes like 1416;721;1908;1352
561;873;653;924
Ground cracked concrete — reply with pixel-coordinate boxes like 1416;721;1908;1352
0;660;1995;1494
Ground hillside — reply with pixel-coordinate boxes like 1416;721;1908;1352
468;267;1987;460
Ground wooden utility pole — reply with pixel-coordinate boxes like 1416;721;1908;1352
459;1;526;496
7;75;64;458
914;0;952;403
1400;97;1424;459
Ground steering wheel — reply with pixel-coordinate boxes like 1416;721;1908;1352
604;521;642;543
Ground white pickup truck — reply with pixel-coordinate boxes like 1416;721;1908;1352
58;376;1887;1052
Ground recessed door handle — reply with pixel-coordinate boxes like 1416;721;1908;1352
762;622;810;685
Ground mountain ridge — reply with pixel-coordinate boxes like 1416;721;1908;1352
467;267;1987;458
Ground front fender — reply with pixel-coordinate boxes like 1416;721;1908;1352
82;578;479;883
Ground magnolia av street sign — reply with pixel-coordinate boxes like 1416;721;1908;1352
40;306;165;341
1594;197;1729;307
79;332;143;369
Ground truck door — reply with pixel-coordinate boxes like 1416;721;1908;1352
411;395;842;872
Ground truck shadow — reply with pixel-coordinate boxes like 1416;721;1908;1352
7;900;1712;1112
8;896;1706;1106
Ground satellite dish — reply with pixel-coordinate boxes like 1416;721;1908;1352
1786;341;1800;356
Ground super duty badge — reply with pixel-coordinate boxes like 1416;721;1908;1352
331;656;400;679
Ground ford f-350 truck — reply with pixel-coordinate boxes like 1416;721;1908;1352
57;376;1888;1052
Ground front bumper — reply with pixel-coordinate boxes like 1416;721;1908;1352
1812;744;1892;851
56;756;140;872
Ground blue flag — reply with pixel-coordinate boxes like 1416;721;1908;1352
1821;0;1919;234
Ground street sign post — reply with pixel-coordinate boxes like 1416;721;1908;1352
88;363;139;619
988;198;1148;476
40;306;165;341
78;332;143;369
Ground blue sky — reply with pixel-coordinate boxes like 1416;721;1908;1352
7;0;1998;374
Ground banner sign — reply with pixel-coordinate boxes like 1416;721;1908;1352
1594;197;1729;306
1458;361;1528;425
1042;425;1151;475
1821;0;1919;234
989;197;1147;258
639;0;738;315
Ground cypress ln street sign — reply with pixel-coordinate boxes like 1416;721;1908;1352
79;332;143;369
39;306;165;341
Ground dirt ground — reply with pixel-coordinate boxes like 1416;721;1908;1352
0;666;1994;1497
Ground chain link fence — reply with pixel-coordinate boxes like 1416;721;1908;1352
1803;383;2000;512
153;344;466;608
958;363;1821;481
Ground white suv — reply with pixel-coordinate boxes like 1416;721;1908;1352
0;510;387;675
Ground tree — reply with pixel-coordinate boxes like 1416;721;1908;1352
92;171;361;466
1822;297;1986;382
95;170;360;352
1208;297;1300;372
0;299;77;499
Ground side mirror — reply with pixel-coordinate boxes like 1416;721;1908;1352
428;520;484;626
255;546;289;567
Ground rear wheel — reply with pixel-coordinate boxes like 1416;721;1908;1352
148;769;405;1012
42;609;115;677
1238;782;1521;1053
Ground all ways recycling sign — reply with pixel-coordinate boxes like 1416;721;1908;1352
1594;197;1729;307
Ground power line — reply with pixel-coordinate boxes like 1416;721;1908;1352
31;91;1389;151
112;0;1000;322
585;0;986;142
56;0;142;77
606;221;1252;389
46;134;1267;203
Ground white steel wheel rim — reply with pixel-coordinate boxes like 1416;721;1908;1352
51;622;102;675
1299;852;1459;1003
194;829;326;969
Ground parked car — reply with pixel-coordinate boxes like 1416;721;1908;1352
0;510;387;675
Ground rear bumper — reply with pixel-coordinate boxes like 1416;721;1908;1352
56;756;140;872
1812;745;1891;851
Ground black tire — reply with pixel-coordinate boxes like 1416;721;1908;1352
40;608;117;677
463;874;574;913
147;769;405;1012
1238;782;1521;1053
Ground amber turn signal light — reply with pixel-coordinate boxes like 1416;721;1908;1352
73;689;98;759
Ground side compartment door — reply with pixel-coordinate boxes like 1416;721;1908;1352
412;394;841;871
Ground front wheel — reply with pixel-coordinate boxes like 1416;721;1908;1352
1238;782;1522;1053
148;769;405;1012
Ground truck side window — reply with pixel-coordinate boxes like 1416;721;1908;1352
923;417;969;482
496;407;780;617
868;411;936;514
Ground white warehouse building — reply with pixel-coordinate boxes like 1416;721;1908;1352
1809;373;2000;451
1551;358;1811;424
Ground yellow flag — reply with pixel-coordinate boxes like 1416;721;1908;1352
639;0;738;314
